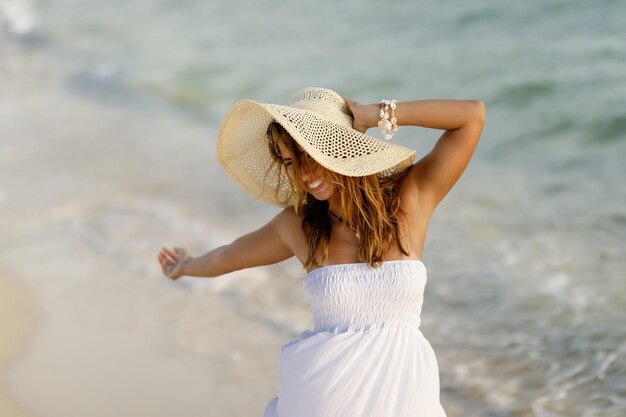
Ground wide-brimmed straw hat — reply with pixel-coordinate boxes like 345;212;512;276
216;87;416;207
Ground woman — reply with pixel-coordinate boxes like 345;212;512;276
158;87;486;416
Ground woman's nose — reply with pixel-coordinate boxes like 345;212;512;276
299;164;313;182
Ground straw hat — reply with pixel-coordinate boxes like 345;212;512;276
216;87;416;207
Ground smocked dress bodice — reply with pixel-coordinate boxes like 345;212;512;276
306;260;426;333
263;260;446;417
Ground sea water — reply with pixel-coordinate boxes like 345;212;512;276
1;0;625;415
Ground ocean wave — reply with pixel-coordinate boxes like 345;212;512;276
492;80;558;108
586;114;626;144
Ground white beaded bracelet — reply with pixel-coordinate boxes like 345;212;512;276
378;99;398;140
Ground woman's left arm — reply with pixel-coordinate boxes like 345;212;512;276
347;98;486;211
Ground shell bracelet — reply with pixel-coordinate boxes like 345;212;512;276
378;99;398;140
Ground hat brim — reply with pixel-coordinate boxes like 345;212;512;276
217;99;416;207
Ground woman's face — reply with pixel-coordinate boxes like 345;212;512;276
277;142;334;202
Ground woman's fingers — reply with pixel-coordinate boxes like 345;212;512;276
161;247;180;264
158;249;175;272
158;252;172;272
343;97;370;133
158;246;186;280
343;97;355;117
163;246;178;260
159;249;169;264
158;251;168;266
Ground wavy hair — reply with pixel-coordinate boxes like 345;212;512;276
266;122;410;269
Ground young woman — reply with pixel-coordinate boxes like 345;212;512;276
158;87;486;416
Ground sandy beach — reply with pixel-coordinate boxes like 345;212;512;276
0;40;285;417
0;270;39;417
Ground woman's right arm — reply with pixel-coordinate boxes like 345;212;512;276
158;209;295;280
345;97;486;211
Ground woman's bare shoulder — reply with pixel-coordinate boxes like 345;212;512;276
275;207;307;263
275;207;305;240
276;207;303;224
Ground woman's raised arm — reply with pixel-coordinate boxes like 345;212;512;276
158;209;295;280
346;97;486;211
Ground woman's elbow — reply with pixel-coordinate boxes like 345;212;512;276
471;100;486;124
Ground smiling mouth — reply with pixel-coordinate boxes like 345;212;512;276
307;179;323;190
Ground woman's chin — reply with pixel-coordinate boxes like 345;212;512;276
307;184;333;201
312;194;331;201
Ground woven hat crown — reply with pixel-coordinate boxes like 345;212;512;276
288;88;353;128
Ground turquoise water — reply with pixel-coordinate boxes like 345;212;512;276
3;0;625;415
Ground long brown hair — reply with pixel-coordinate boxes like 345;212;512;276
266;122;410;269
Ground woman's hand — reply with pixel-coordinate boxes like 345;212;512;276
344;97;379;133
157;246;189;280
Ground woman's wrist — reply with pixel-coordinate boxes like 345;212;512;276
353;103;380;132
179;255;193;277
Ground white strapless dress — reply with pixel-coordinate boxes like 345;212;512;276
262;260;446;417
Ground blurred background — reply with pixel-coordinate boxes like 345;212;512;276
0;0;625;416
